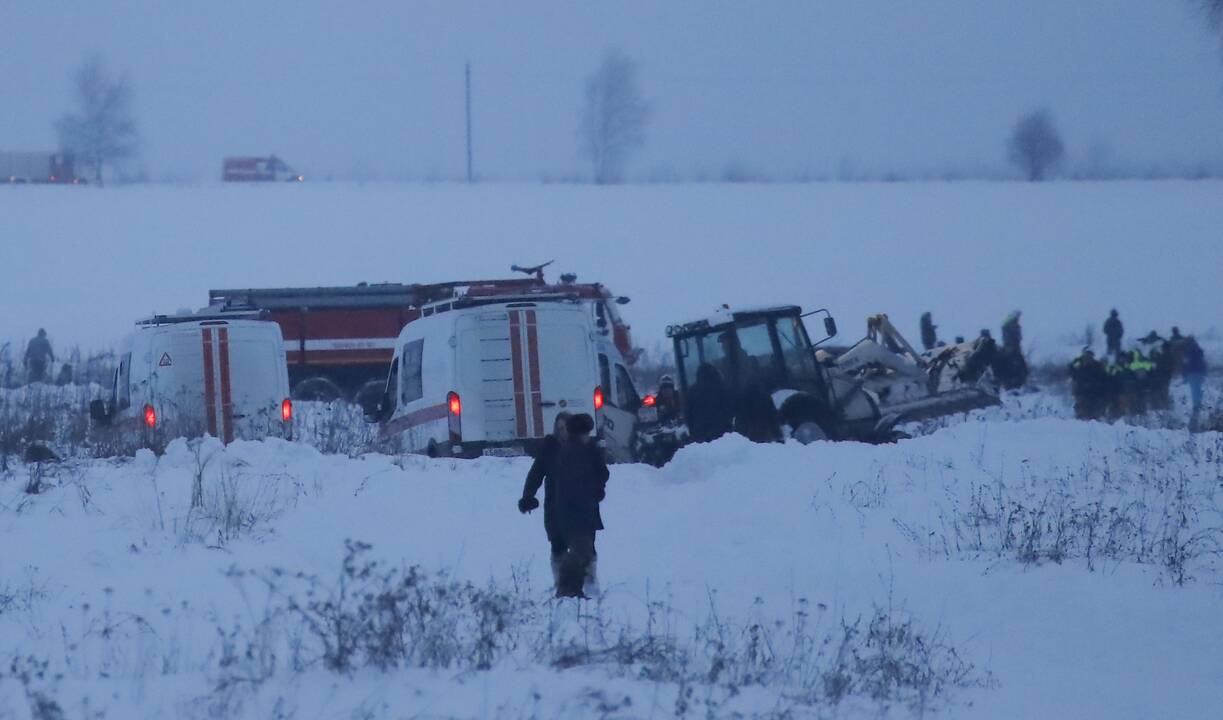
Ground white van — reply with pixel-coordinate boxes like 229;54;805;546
372;298;642;461
91;312;293;447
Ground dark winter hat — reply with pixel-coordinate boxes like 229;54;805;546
567;413;595;436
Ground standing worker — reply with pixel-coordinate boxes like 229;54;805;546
1069;348;1108;420
1181;336;1207;420
920;312;938;352
519;413;608;599
23;329;55;384
1103;310;1124;359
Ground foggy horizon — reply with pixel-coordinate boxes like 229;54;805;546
4;1;1223;182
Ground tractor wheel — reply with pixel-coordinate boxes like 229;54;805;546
791;421;828;445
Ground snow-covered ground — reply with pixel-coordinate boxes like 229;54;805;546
2;180;1221;365
2;400;1221;718
3;180;1221;717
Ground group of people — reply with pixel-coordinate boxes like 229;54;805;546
921;311;1030;390
518;412;609;599
1070;310;1209;421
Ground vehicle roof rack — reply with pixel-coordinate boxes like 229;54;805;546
136;308;267;327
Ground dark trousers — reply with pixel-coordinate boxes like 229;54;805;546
27;361;47;384
550;531;596;596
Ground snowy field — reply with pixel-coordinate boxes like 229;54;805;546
2;180;1222;718
1;381;1222;718
2;180;1222;364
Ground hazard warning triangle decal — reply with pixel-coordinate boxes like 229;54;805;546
158;352;173;367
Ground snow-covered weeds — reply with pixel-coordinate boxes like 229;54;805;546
900;430;1223;585
207;540;986;716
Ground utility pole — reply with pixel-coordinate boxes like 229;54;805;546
465;61;474;183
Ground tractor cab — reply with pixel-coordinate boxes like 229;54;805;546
666;305;846;443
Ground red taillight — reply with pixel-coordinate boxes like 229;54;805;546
447;391;462;443
143;404;156;428
642;394;656;407
593;386;604;410
281;398;293;422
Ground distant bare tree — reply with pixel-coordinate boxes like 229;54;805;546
1203;0;1223;29
579;50;649;184
1008;109;1064;182
55;54;138;186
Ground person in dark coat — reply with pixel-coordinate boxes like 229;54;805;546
1069;348;1108;420
1001;311;1023;353
1181;336;1207;417
1166;327;1187;373
686;363;734;443
24;329;55;384
919;312;938;352
520;413;571;590
1103;310;1123;359
655;374;682;424
519;413;608;598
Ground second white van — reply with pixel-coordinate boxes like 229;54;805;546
91;312;293;448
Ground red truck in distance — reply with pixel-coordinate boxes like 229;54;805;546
222;155;303;182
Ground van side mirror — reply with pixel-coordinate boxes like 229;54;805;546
89;399;112;425
615;296;630;305
824;316;838;338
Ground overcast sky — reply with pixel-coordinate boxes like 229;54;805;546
3;1;1223;181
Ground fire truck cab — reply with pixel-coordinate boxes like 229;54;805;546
90;312;293;449
369;295;642;462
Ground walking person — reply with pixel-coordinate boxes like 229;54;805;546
23;329;55;384
519;413;609;598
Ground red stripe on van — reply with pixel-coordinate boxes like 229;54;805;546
508;311;528;437
379;402;449;438
525;310;545;437
218;327;234;444
201;328;218;437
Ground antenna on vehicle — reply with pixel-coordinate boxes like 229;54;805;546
510;260;554;282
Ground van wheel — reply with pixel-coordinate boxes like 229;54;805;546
792;421;828;445
293;377;344;402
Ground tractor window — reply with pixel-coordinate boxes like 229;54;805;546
400;339;424;404
117;352;132;409
679;333;730;392
735;321;780;388
775;316;816;381
614;364;640;410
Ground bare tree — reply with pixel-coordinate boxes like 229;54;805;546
1204;0;1223;29
55;54;138;186
1008;109;1064;182
579;50;649;184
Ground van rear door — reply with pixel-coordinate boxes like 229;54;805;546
224;328;287;440
461;306;594;444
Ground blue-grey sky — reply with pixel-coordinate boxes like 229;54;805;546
3;1;1222;181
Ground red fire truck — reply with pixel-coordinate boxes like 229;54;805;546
222;155;304;182
208;265;638;406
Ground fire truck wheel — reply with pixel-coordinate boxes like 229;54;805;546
292;377;344;403
354;381;386;415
